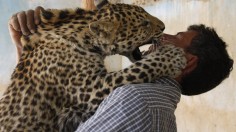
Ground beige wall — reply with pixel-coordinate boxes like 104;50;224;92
0;0;235;131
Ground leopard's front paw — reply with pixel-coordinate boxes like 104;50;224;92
147;44;187;78
167;46;187;78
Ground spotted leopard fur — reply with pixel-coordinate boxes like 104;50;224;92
0;0;186;131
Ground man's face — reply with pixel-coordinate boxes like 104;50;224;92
143;30;198;55
142;30;199;81
161;30;198;49
160;30;199;80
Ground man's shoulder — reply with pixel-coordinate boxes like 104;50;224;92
113;77;181;110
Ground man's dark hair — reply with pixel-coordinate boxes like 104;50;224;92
181;24;234;95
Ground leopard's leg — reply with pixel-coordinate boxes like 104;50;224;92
87;45;186;109
102;44;186;89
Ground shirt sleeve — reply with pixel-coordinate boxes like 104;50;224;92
76;85;152;132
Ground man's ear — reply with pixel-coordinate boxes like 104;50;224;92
89;21;119;38
182;53;198;76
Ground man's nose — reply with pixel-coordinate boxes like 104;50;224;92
160;33;170;41
161;33;167;38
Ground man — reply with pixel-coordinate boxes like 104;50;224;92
8;7;233;132
75;26;233;132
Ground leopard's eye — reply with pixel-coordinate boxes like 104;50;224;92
140;20;150;27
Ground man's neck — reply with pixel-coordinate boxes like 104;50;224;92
174;75;183;83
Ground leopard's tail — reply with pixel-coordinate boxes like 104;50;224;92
40;0;110;24
40;8;78;24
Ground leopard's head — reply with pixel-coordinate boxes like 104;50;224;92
89;0;165;61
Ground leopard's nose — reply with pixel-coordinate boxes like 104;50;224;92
158;20;165;31
161;26;165;31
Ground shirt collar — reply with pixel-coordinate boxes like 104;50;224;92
154;76;182;93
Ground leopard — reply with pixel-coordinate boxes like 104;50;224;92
0;0;187;131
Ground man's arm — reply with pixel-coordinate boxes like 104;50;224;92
8;6;43;61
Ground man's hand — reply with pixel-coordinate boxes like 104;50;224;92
8;6;44;61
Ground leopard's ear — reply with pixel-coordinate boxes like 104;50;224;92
89;21;118;38
94;0;109;9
